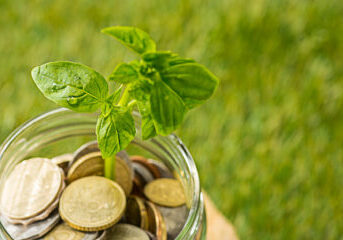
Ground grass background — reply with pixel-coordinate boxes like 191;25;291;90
0;0;342;239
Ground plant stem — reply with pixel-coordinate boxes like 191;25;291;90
118;87;130;107
104;87;130;181
104;156;116;180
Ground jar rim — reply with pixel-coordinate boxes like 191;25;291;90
0;108;203;240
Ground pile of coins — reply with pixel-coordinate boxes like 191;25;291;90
0;141;189;240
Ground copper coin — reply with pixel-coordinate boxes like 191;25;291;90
145;201;167;240
131;156;161;179
125;196;149;230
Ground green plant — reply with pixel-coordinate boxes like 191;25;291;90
31;26;219;180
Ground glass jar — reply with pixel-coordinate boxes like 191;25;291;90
0;108;206;240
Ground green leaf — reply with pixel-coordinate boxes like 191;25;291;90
142;51;176;71
128;78;152;102
137;102;157;140
161;63;219;109
168;56;196;66
109;63;139;83
106;86;123;105
150;80;186;135
31;61;108;112
96;107;136;158
102;26;156;54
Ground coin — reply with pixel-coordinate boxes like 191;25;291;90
125;196;149;230
52;153;73;174
72;141;132;170
144;179;186;207
145;231;157;240
67;152;104;183
133;162;154;184
43;223;98;240
158;205;188;239
147;159;173;179
59;176;126;231
114;156;133;196
94;231;106;240
0;209;60;240
145;201;167;240
7;179;65;225
68;151;133;196
131;156;161;179
0;158;63;220
71;141;100;168
131;174;146;198
108;224;150;240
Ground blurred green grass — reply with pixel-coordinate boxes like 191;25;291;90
1;0;343;239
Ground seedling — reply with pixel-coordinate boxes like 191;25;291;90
31;26;219;180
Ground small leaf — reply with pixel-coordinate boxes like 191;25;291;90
31;61;108;112
106;86;123;105
161;63;219;109
96;107;136;158
128;78;152;102
138;102;157;140
168;56;196;66
150;80;186;135
109;63;139;83
102;26;156;54
142;51;176;71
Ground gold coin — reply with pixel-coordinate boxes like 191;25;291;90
71;141;100;168
67;152;104;183
144;179;186;207
0;158;63;220
108;224;150;240
43;222;98;240
125;196;149;230
68;151;133;196
145;201;167;240
59;176;126;232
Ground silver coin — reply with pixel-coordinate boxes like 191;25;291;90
147;159;173;179
145;231;157;240
107;224;149;240
133;162;154;184
95;231;106;240
0;209;60;240
42;222;99;240
158;205;189;240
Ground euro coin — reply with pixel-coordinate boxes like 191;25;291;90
144;179;186;207
67;152;104;183
145;201;167;240
108;224;150;240
72;141;131;169
125;196;149;230
71;141;100;167
0;158;63;220
43;223;98;240
68;151;132;196
0;209;59;240
59;176;126;232
158;205;188;239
